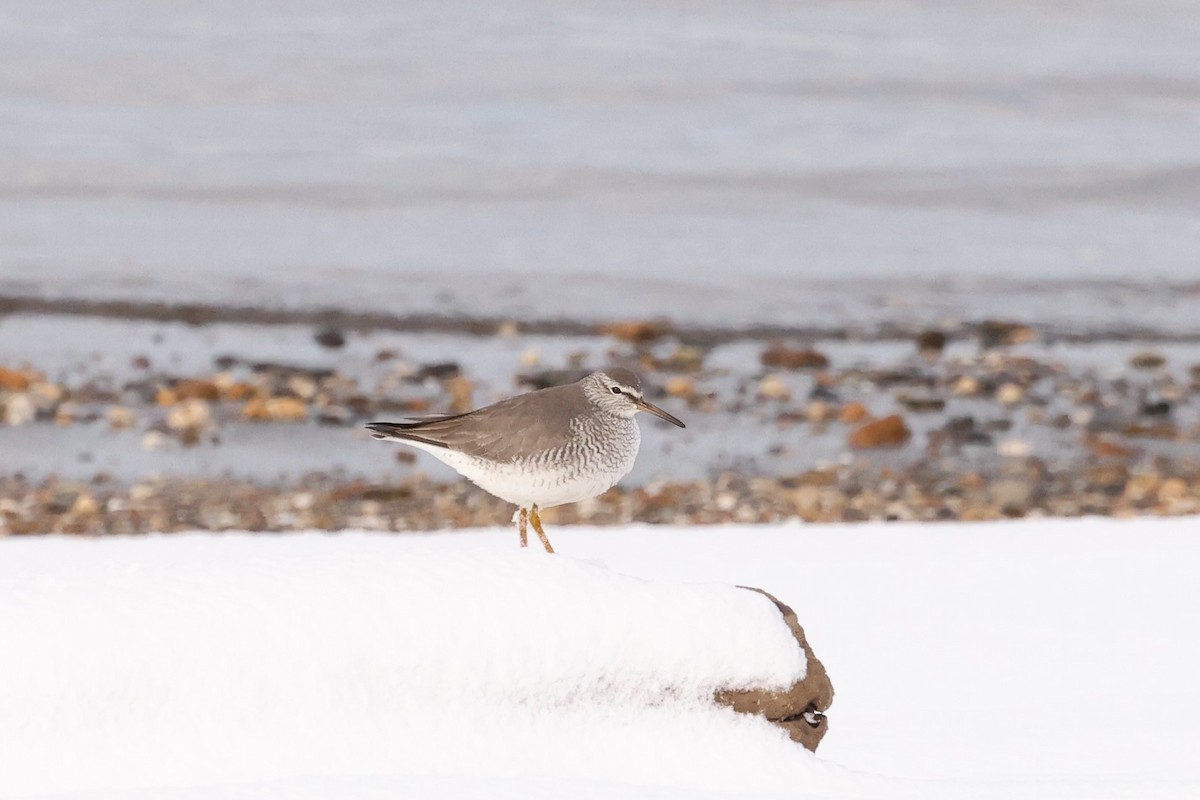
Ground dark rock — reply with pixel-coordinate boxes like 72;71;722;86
1129;352;1166;370
412;362;462;382
717;589;834;753
915;329;947;354
1140;400;1172;417
897;391;946;413
314;327;346;349
976;320;1037;348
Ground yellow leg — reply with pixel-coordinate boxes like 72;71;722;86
529;505;555;554
518;507;529;548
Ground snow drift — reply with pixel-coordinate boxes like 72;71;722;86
0;533;829;797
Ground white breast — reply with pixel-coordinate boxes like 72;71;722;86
402;417;641;509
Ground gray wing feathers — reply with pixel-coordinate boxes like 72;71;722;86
366;385;580;462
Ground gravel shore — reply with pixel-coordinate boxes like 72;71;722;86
3;309;1199;534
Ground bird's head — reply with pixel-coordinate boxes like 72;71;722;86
583;368;685;427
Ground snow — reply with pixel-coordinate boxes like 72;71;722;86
3;517;1199;799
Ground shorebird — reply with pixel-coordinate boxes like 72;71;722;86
365;368;685;552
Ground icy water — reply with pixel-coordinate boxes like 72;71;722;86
2;0;1200;331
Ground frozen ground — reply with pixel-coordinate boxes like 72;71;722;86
3;1;1200;331
3;517;1198;799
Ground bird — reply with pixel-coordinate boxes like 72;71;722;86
365;367;685;552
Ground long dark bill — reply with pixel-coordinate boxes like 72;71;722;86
635;399;686;428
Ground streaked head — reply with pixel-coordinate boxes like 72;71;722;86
582;368;685;428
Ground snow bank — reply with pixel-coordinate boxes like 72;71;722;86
0;534;814;797
4;516;1199;800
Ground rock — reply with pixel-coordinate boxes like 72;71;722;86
1086;436;1139;459
70;492;100;516
413;362;461;382
601;320;666;344
0;366;33;392
1;394;35;426
170;379;222;403
1159;477;1189;502
223;382;259;402
664;376;696;399
141;430;171;451
761;344;829;371
243;397;309;422
757;375;792;401
54;402;79;426
838;402;870;424
106;406;137;430
995;383;1024;405
519;347;541;368
991;477;1035;513
801;400;832;423
915;329;947;354
977;320;1038;348
897;391;945;413
1122;422;1178;439
653;344;707;372
167;399;213;432
715;589;833;752
952;375;980;396
314;327;346;349
1129;351;1165;370
1140;400;1172;417
848;414;911;449
997;439;1032;458
286;374;319;400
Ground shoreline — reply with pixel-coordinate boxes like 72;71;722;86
4;281;1200;344
3;301;1200;533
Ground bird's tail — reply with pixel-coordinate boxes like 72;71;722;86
363;421;447;449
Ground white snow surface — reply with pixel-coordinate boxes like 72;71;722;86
3;517;1199;799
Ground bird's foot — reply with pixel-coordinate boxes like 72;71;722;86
518;507;529;548
529;505;555;554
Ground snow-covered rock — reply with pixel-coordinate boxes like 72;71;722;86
0;533;828;797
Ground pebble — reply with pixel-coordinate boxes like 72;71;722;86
520;347;542;368
761;344;830;371
838;402;870;424
995;383;1024;405
664;376;696;399
915;329;947;354
243;396;309;422
848;414;912;449
1;394;35;426
977;320;1038;348
107;406;137;430
1129;352;1166;370
167;399;214;432
602;320;666;344
314;327;346;349
997;439;1033;458
0;366;34;392
951;375;980;396
757;375;792;401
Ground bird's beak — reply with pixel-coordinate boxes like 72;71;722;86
635;398;686;428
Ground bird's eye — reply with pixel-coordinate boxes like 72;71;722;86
611;386;622;394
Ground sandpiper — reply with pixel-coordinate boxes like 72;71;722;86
365;367;685;552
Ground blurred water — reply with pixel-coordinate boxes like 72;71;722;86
2;0;1199;327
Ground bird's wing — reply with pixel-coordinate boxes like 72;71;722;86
368;384;580;462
